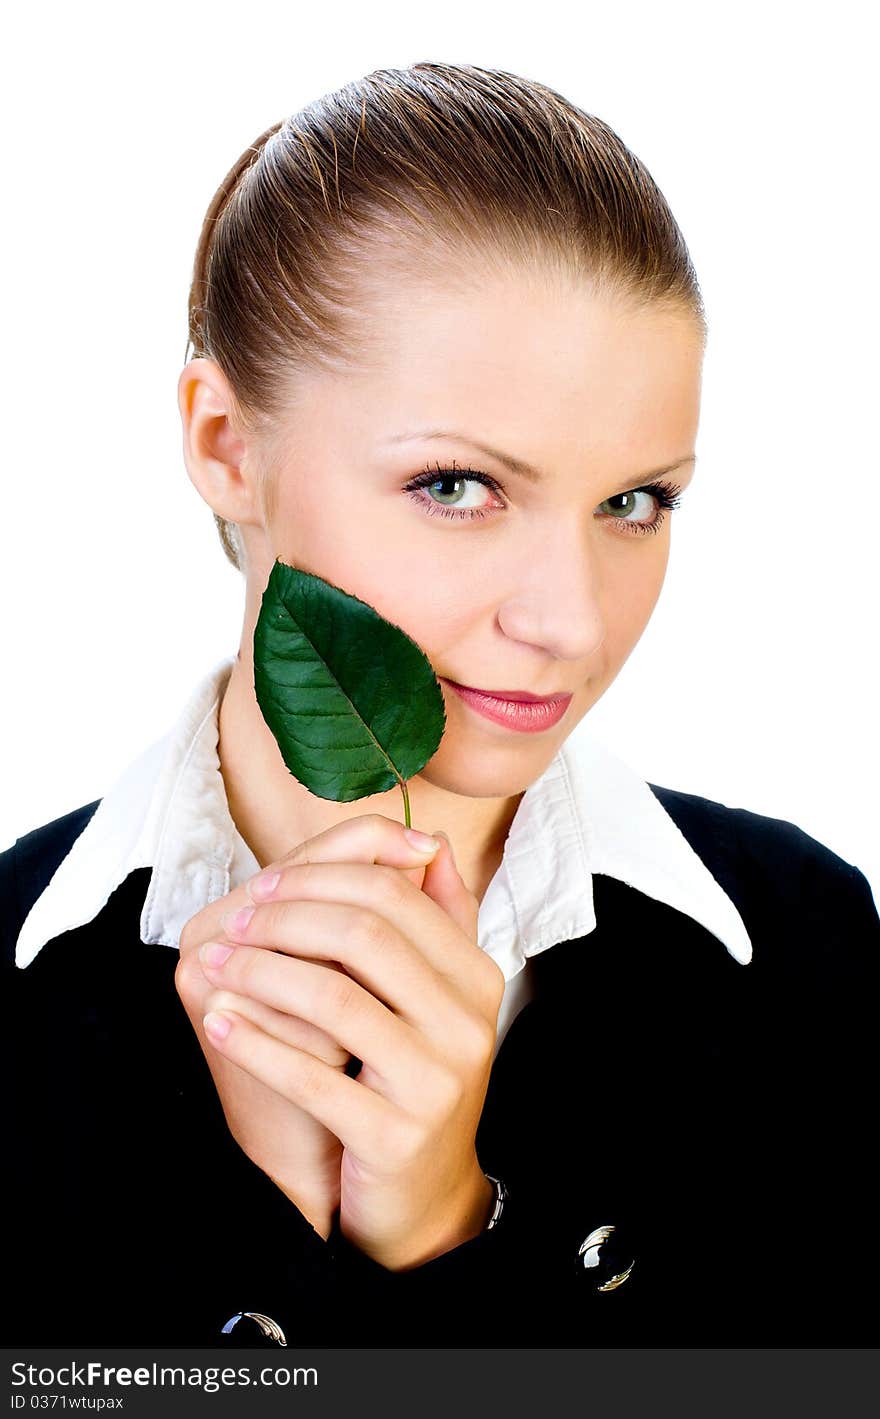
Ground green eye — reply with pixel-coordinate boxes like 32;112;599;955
404;464;503;521
599;480;684;536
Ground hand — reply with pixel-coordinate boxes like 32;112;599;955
175;816;442;1237
192;813;506;1270
176;883;345;1237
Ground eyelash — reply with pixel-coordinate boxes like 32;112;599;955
403;462;684;535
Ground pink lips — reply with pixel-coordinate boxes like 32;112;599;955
441;678;573;733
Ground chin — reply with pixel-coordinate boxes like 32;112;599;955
418;734;558;799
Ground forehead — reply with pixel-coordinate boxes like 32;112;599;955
289;264;704;465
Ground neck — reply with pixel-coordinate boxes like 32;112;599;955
217;645;522;904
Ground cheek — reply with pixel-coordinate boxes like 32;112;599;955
370;578;472;656
272;480;452;591
276;507;475;652
603;543;669;652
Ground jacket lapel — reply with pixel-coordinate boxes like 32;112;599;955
474;871;751;1301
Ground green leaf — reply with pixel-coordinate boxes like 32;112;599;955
252;560;447;816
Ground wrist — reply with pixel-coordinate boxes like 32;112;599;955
361;1166;499;1273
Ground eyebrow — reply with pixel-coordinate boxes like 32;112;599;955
384;429;697;487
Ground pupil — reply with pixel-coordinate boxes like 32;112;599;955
434;476;462;502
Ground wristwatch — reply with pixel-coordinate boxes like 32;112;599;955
484;1172;508;1230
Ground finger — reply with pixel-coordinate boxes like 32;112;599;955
200;945;428;1088
180;813;440;956
257;813;443;882
230;861;478;987
243;814;443;919
202;983;350;1067
211;879;474;1038
175;939;353;1069
418;835;501;1008
202;1007;398;1164
419;831;482;940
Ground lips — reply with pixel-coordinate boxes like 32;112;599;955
442;679;568;704
440;678;573;733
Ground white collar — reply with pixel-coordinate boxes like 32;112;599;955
14;654;752;974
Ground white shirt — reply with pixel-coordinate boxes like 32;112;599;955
13;654;752;1058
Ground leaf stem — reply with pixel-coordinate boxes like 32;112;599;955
399;778;412;829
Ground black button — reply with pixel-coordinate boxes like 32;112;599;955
577;1224;635;1291
219;1311;287;1345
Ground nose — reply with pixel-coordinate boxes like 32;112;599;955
495;528;606;662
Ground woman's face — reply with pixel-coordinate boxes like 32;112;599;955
242;265;702;801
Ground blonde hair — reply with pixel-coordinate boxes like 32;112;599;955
185;61;706;571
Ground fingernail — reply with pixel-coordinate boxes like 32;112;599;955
204;1011;232;1042
403;827;441;855
199;941;234;968
433;830;456;867
219;905;255;936
247;869;281;900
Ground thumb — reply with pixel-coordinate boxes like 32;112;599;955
419;830;479;936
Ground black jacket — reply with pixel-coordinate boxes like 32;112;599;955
2;787;877;1347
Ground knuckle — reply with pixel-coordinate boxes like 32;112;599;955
364;812;406;850
178;918;199;954
324;967;361;1015
232;944;260;990
174;949;201;1000
319;1037;352;1070
426;1064;465;1116
203;986;240;1016
281;841;315;869
344;905;387;953
482;955;506;1007
383;1114;428;1169
291;1050;327;1102
459;1012;496;1066
290;859;323;893
373;863;410;911
242;898;284;945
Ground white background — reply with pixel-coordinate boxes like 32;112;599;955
3;0;877;899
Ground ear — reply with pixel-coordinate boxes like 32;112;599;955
177;358;260;528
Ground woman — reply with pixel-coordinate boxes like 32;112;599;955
4;61;877;1348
